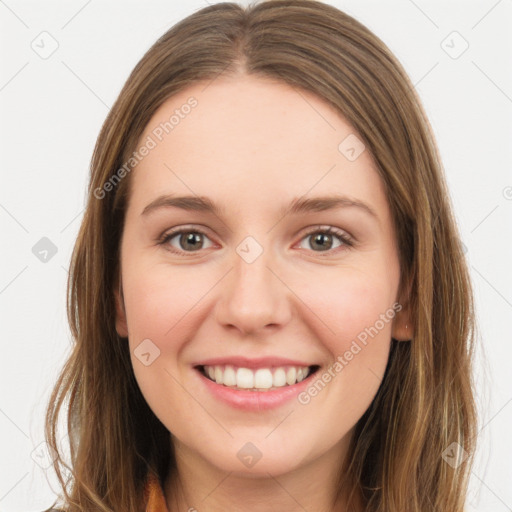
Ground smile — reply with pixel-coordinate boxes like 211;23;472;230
198;364;320;391
194;362;320;411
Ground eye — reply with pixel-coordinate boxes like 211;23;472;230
159;227;214;254
297;226;354;254
158;225;354;256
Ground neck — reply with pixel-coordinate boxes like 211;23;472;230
163;437;364;512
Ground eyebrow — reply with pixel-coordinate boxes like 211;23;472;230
141;194;378;219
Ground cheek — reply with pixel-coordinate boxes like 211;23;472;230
122;264;209;344
292;268;396;411
257;271;394;461
294;265;398;353
121;266;209;428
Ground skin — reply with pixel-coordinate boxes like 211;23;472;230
115;73;413;512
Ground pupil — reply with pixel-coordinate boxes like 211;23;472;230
182;232;202;250
312;233;332;251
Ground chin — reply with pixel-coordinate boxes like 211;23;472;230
195;438;314;477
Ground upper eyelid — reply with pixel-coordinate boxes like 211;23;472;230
161;224;350;237
160;224;353;247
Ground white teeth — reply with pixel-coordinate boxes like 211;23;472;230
254;369;273;389
236;368;254;388
214;366;223;385
286;367;297;385
223;365;236;386
202;364;313;389
273;368;286;387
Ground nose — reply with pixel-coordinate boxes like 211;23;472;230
215;247;292;336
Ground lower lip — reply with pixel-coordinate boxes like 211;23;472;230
195;368;317;411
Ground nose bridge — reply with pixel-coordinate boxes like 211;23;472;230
232;239;279;307
234;245;273;291
216;237;290;333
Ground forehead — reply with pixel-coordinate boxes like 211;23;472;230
128;74;389;221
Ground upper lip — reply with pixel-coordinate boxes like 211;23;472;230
194;356;318;369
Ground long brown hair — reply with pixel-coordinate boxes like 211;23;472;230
44;1;478;510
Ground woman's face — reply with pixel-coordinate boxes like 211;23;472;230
115;74;410;476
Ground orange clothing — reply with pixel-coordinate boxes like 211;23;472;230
144;471;170;512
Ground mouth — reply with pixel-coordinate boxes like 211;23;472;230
195;364;321;392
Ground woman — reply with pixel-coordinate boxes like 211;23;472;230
44;1;478;510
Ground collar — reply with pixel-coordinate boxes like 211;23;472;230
144;470;170;512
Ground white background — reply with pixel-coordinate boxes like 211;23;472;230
1;0;511;510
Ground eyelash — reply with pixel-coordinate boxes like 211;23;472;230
158;225;354;256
